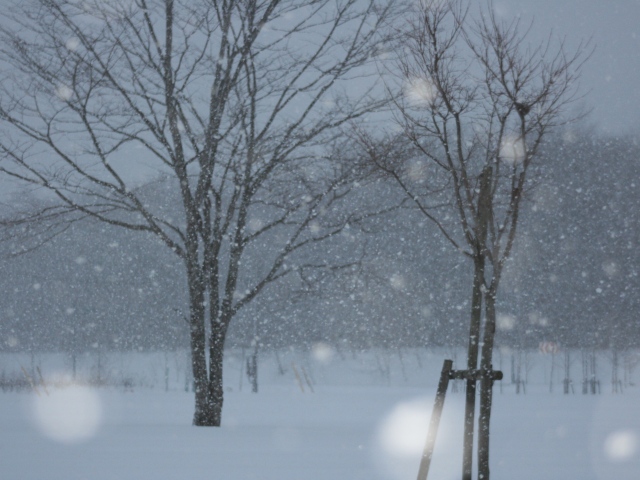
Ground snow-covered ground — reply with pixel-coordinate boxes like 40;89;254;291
1;348;639;480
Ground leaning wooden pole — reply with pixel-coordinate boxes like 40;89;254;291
416;359;453;480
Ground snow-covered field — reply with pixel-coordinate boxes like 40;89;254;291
1;348;639;480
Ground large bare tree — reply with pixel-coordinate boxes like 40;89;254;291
358;1;590;478
0;0;399;426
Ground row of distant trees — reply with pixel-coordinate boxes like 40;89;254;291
2;129;637;353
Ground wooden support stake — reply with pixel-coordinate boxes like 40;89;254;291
36;366;49;396
300;366;315;393
417;359;453;480
291;362;305;393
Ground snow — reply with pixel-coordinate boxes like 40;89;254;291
1;350;639;480
31;386;102;443
499;136;525;166
405;78;437;106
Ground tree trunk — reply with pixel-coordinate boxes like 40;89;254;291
246;343;259;393
190;315;214;425
207;321;227;427
477;286;498;480
462;256;485;480
463;166;492;480
187;267;221;427
563;350;571;394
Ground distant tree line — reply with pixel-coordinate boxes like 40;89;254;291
1;130;638;354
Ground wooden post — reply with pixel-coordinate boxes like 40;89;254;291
449;368;503;480
416;359;453;480
416;361;503;480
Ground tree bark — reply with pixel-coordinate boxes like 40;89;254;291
462;256;485;480
478;286;498;479
463;165;492;480
189;299;213;426
187;262;221;427
207;321;226;427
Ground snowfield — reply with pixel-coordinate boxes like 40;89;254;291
1;349;639;480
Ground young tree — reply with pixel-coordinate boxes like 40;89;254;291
0;0;398;426
359;1;589;478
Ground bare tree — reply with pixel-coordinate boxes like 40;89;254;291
358;1;590;478
0;0;399;426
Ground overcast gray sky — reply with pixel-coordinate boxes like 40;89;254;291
0;0;637;136
494;0;640;135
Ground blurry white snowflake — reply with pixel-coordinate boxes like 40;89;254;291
405;77;437;106
65;37;80;51
390;274;406;290
604;430;638;461
500;136;525;165
55;85;73;101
